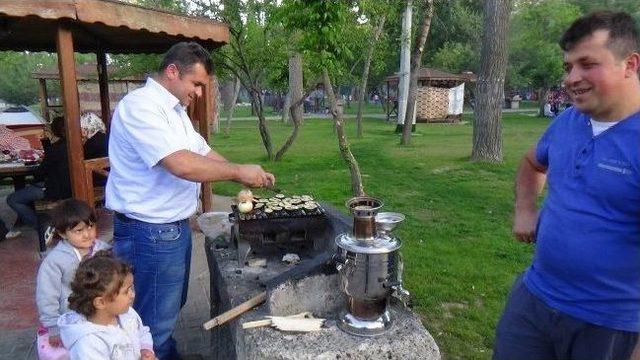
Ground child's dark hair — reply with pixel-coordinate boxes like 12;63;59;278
68;251;132;317
51;199;96;240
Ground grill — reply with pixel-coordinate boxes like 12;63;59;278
230;195;327;265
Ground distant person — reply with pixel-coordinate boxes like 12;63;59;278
106;41;274;359
494;11;640;360
543;102;555;117
58;253;155;360
35;199;110;360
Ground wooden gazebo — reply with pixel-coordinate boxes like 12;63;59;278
32;63;146;124
0;0;229;212
385;68;476;123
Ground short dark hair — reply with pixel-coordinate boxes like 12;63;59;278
51;199;97;235
68;251;132;317
559;11;639;59
51;116;65;139
158;42;213;75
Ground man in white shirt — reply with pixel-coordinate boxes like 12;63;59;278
106;42;275;360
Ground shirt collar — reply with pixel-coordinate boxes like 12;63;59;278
146;77;181;111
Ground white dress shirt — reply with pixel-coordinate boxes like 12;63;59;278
106;77;211;223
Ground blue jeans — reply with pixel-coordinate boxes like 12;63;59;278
493;275;638;360
113;214;192;360
6;185;45;229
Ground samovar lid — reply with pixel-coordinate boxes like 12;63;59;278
335;233;401;254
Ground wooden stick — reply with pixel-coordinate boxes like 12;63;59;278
242;311;313;330
203;291;267;330
242;319;272;329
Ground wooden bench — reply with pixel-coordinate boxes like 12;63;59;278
34;157;109;254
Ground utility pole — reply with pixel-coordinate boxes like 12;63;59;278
396;0;413;132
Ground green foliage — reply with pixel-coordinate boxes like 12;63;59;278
277;0;356;76
432;41;479;73
211;112;549;359
110;54;162;78
427;0;483;69
508;0;582;90
0;52;56;105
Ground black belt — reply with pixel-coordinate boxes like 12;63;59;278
114;211;132;222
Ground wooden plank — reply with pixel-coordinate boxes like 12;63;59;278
0;1;76;19
75;0;229;44
196;78;212;213
56;24;87;203
96;48;111;130
203;291;267;330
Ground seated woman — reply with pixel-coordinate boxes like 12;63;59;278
80;112;107;160
6;116;70;238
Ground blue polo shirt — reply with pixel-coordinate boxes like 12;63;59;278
523;107;640;332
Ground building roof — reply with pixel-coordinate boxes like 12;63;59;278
386;68;477;83
32;63;145;81
0;0;229;54
0;106;44;126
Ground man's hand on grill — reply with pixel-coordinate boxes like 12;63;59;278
235;164;276;189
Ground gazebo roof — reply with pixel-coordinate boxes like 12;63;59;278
386;68;477;83
0;0;229;54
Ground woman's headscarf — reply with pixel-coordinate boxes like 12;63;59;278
0;125;31;152
80;112;106;141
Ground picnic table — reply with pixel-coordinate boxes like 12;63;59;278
0;162;39;191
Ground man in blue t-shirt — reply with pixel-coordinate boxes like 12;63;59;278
493;11;640;360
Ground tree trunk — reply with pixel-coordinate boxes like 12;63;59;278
250;87;274;160
288;52;304;124
281;91;291;123
356;15;386;138
322;68;365;197
401;0;433;145
224;76;241;136
471;0;512;163
537;87;548;118
275;89;310;161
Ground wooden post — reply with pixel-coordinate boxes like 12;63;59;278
56;24;87;202
38;79;50;123
96;47;111;131
198;78;212;213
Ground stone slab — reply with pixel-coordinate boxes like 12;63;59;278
204;204;440;360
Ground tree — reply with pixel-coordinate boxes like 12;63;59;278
471;0;512;163
287;52;304;125
0;52;56;105
192;0;288;160
355;15;386;138
401;0;434;145
509;0;580;116
222;76;241;135
280;0;365;196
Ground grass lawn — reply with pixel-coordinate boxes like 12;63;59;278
219;102;387;118
210;112;550;359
